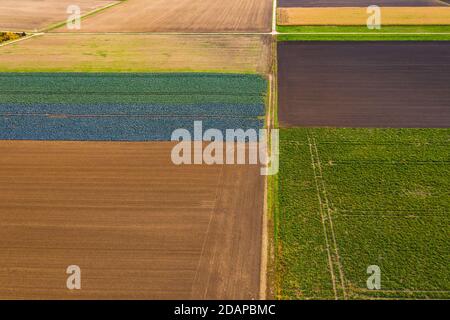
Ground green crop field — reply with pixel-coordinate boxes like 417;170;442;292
275;128;450;300
277;26;450;41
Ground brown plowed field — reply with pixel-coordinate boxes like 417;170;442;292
54;0;272;33
0;141;263;299
278;0;448;7
278;41;450;128
0;0;117;32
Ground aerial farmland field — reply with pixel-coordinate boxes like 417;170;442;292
0;34;271;74
277;41;450;127
0;0;118;32
275;128;450;299
277;0;450;26
54;0;273;32
0;72;266;140
0;0;272;300
0;0;449;306
0;141;264;299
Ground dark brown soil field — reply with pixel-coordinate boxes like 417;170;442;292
0;141;263;299
278;41;450;128
278;0;448;7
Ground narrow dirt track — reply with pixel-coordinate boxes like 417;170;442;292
278;41;450;128
0;141;263;299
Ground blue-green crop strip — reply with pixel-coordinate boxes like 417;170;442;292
0;73;267;141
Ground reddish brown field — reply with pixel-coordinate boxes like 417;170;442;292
0;141;263;299
54;0;273;32
0;0;117;32
278;41;450;128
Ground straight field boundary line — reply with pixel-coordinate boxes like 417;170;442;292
355;288;450;293
311;135;348;299
41;0;124;33
272;0;278;34
261;34;279;299
307;132;338;300
45;31;450;35
46;31;271;35
260;170;268;300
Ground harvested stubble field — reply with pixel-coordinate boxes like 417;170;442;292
0;0;118;32
0;34;271;74
276;128;450;299
277;7;450;26
0;141;264;299
0;73;266;141
54;0;273;33
278;41;450;128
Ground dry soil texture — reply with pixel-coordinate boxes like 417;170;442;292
278;0;448;6
277;7;450;25
0;141;264;299
54;0;273;33
278;41;450;128
0;0;117;32
0;34;272;74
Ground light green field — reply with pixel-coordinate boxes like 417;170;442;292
277;26;450;41
276;128;450;299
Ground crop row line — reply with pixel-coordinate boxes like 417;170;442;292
281;287;450;294
282;139;450;147
338;209;448;213
0;113;261;119
309;141;449;146
0;91;266;96
335;214;450;218
330;160;450;165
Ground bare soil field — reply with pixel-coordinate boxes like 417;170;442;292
278;7;450;25
278;41;450;128
0;0;117;32
53;0;272;32
0;34;271;74
0;141;264;299
278;0;448;7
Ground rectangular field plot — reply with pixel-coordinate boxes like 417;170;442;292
278;41;450;128
54;0;272;32
0;73;267;141
0;0;117;32
278;0;448;7
277;7;450;26
0;34;271;74
0;141;264;299
276;128;450;299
